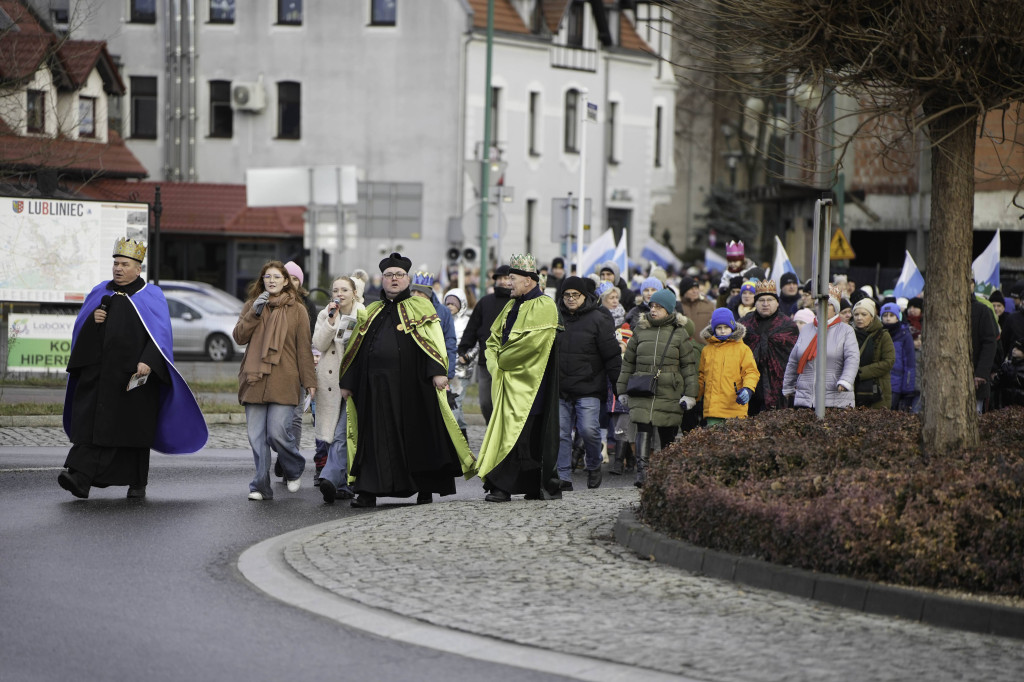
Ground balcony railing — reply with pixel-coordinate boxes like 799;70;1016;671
550;45;598;72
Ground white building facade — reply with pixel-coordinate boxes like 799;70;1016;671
61;0;674;278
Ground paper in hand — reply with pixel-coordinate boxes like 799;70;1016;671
127;372;149;391
303;391;312;413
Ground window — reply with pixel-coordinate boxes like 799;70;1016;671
79;97;96;138
525;199;536;254
210;0;235;23
278;0;302;25
277;81;301;139
130;0;156;24
130;76;158;139
489;86;500;148
370;0;396;25
564;89;579;153
26;90;44;133
654;105;663;168
528;91;540;156
566;2;585;47
605;101;618;164
209;81;232;138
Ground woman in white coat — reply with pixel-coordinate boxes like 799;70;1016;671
314;275;364;503
782;284;859;409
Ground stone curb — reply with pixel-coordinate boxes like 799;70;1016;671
0;412;487;428
613;508;1024;641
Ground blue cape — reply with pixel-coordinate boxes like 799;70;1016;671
63;280;209;455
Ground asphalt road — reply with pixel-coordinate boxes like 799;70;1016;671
0;446;584;682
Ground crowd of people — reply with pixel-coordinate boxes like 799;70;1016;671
57;238;1024;503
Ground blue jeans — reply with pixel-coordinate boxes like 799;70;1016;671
246;403;305;498
557;396;603;480
319;404;354;495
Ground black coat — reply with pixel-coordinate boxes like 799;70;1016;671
556;293;622;400
972;297;999;402
457;289;511;366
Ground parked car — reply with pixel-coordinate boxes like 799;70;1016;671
159;280;244;312
164;290;246;361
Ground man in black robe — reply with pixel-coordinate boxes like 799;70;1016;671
339;253;472;508
60;239;207;499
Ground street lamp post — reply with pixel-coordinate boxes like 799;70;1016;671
151;185;162;285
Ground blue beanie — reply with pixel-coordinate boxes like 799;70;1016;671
710;307;736;331
641;277;663;292
649;288;676;312
880;302;902;321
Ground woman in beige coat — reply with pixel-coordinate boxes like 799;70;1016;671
233;261;317;501
313;275;364;503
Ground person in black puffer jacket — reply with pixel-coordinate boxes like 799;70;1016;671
556;276;622;490
457;265;512;424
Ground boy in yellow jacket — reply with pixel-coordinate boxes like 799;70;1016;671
698;308;760;426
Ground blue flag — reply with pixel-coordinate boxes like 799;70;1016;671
893;250;925;299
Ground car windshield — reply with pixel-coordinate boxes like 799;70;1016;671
170;291;240;315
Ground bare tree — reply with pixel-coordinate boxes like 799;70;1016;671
662;0;1024;453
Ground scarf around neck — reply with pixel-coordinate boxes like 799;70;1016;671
796;314;842;375
242;292;294;384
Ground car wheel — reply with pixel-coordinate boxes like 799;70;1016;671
206;333;233;362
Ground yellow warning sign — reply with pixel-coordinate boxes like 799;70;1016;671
830;228;856;260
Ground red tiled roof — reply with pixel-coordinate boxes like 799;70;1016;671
541;0;571;35
56;40;124;93
468;0;531;34
0;0;55;80
78;180;306;236
617;11;654;54
0;129;149;178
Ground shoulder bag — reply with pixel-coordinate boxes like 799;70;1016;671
626;325;677;397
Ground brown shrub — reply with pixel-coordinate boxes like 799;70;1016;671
642;407;1024;596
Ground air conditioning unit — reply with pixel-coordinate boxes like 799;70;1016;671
231;82;266;112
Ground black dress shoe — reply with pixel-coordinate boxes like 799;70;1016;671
484;489;511;502
524;491;542;500
416;492;432;504
587;468;602;489
320;479;337;504
559;479;574;492
337;487;355;500
58;471;89;499
350;493;376;508
126;486;146;499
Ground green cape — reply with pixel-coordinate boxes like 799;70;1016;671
340;295;476;481
475;294;560;482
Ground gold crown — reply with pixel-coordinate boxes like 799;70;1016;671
509;253;537;272
754;279;777;298
113;237;147;262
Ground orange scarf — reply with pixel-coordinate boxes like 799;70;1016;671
796;315;841;375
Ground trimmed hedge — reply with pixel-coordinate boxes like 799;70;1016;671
642;407;1024;597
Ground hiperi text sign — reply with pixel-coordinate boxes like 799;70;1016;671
7;314;75;372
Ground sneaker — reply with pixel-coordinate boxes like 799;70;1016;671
286;478;301;493
248;491;265;501
320;479;337;504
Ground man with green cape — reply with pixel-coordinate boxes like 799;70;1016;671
476;253;563;501
339;252;475;508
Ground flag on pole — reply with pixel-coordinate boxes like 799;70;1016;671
577;228;617;277
768;236;798;281
704;248;727;273
972;230;1001;290
612;229;628;279
893;250;925;299
640;238;682;271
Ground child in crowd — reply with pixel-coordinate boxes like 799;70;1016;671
698;308;760;426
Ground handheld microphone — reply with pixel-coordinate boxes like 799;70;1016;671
328;298;341;318
99;295;111;312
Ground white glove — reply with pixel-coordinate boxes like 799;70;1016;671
719;269;734;292
252;291;270;316
679;396;696;411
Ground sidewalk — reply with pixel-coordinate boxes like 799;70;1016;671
6;422;1024;681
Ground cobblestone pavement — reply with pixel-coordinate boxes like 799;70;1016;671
7;424;1024;680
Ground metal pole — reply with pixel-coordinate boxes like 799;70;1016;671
307;168;319;289
479;0;495;267
564;191;574;264
151;185;162;285
575;90;589;271
812;194;834;420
